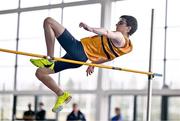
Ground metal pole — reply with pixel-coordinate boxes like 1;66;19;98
12;0;21;120
163;0;168;86
146;9;154;121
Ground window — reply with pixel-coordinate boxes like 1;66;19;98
17;9;62;90
20;0;62;8
166;28;180;59
169;97;180;120
166;60;180;89
60;4;101;90
37;96;56;119
63;0;87;3
0;67;15;90
59;94;96;121
137;96;161;121
19;9;62;55
16;96;35;119
102;0;165;90
110;96;134;121
167;0;180;26
0;95;13;120
166;0;180;89
0;13;18;40
0;13;17;90
0;0;19;10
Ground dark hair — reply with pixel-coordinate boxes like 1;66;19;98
73;103;78;107
120;15;138;35
39;102;44;106
115;107;120;112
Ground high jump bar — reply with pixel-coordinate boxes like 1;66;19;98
0;48;162;77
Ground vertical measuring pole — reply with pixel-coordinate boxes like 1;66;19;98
146;9;154;121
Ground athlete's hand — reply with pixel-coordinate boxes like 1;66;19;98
86;66;95;76
79;22;93;32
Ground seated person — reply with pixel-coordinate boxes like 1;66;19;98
36;102;46;120
66;103;86;121
23;103;35;121
111;107;123;121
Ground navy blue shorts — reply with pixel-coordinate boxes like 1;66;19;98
54;29;88;73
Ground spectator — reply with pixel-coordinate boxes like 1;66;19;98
23;103;35;121
36;102;46;120
66;103;86;121
111;107;123;121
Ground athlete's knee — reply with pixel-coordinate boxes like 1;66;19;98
43;17;64;37
43;17;54;27
35;68;46;80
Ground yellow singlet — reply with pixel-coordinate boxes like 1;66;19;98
80;35;133;62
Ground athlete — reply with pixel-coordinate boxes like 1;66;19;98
30;15;137;112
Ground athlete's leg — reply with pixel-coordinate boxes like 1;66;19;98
34;52;87;95
43;17;65;57
33;16;90;113
34;52;87;113
30;17;66;68
35;66;71;113
32;17;87;97
35;68;63;96
30;26;88;69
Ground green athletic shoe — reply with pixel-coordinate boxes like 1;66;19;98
30;58;54;70
52;91;72;113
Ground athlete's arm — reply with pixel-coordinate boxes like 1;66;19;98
79;22;126;47
86;59;110;76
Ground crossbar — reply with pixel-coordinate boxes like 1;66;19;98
0;48;162;77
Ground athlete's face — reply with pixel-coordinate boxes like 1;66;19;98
116;18;131;35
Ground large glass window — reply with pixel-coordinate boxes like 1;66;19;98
37;96;56;119
63;4;101;42
18;9;61;55
166;60;180;89
0;13;17;90
60;4;101;90
0;41;16;91
0;95;13;120
166;0;180;89
16;96;35;119
0;13;18;41
15;95;56;120
169;97;180;121
59;94;96;121
151;29;164;89
167;0;180;26
17;9;62;90
20;0;62;8
0;67;15;90
151;60;164;89
102;0;165;90
0;0;19;10
137;96;161;121
110;96;134;121
63;0;87;3
166;28;180;59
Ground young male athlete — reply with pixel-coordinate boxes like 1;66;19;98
30;15;137;112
